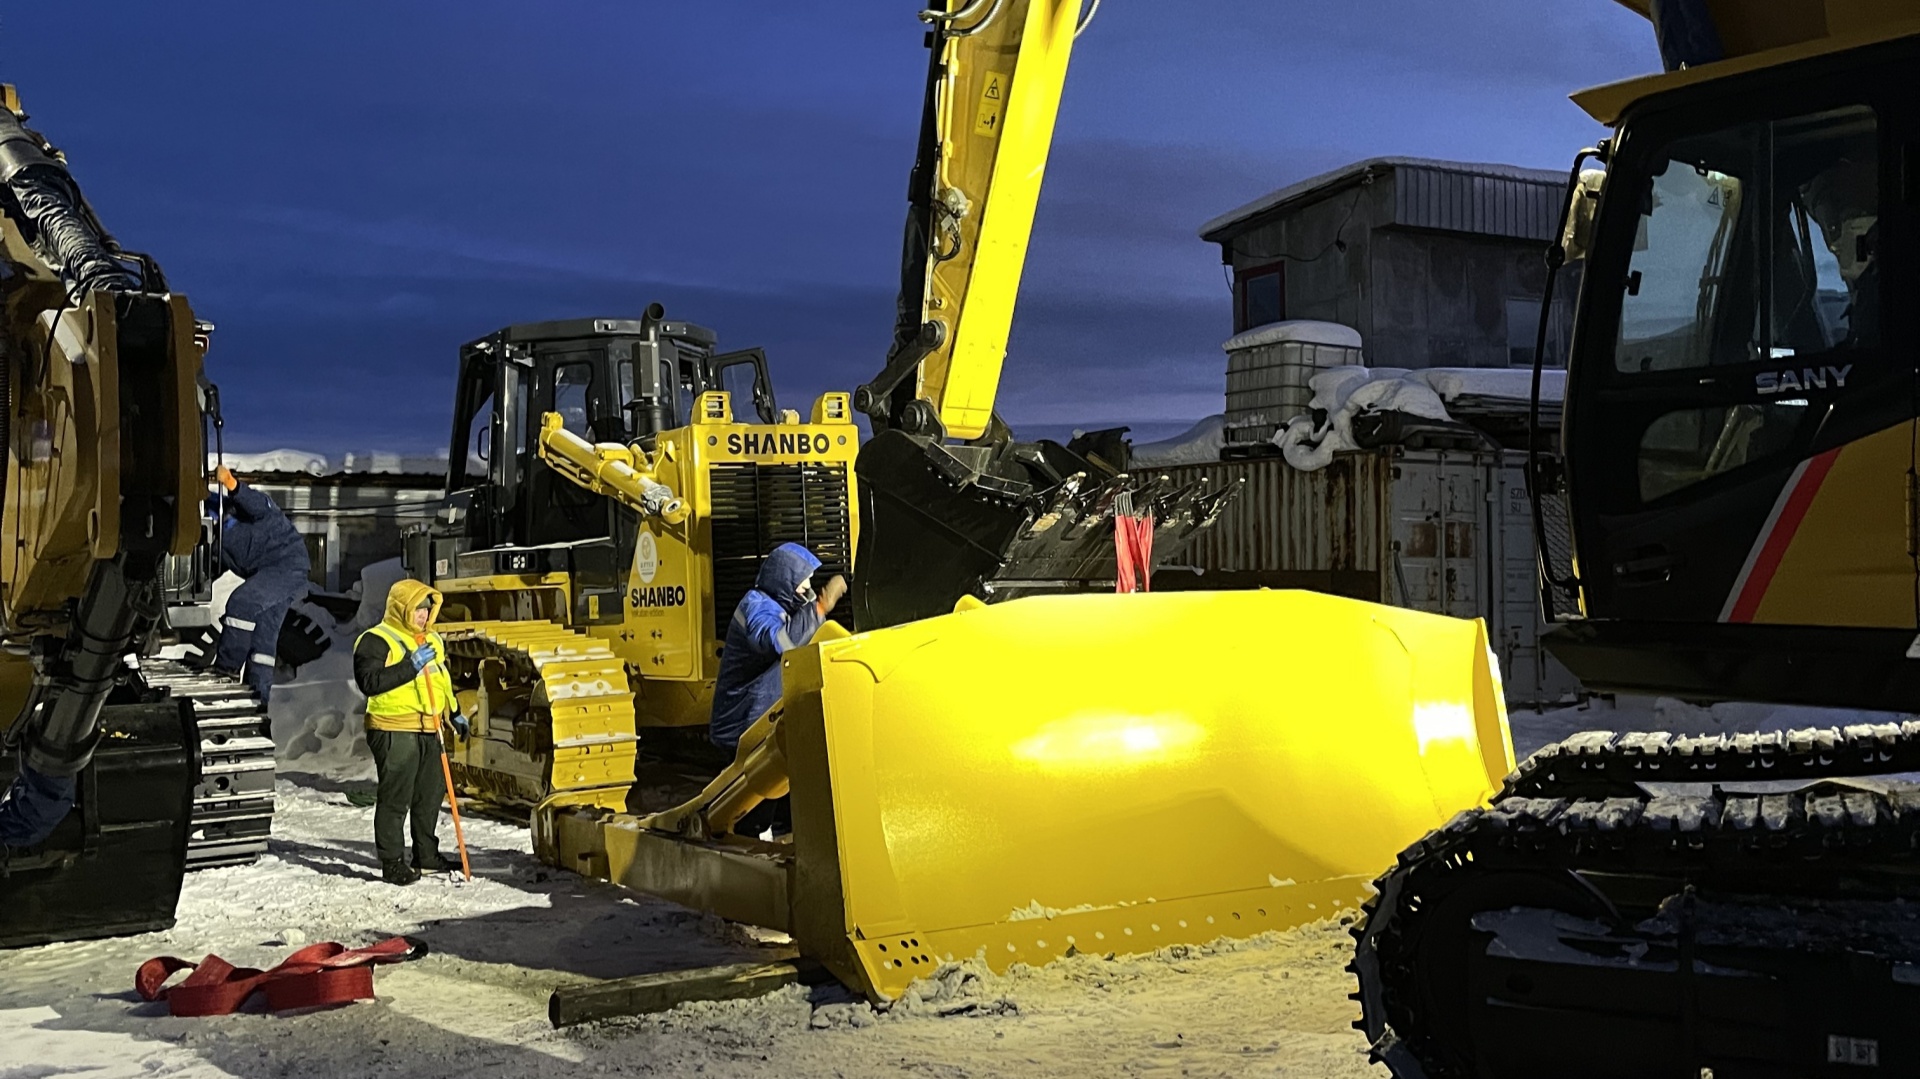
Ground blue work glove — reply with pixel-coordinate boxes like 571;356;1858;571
408;644;436;672
448;713;470;740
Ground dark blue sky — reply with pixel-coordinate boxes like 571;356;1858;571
5;2;1653;453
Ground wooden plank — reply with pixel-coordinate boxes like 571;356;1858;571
548;958;833;1028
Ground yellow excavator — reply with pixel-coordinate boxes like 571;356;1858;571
408;0;1518;1005
0;86;271;947
1353;3;1920;1075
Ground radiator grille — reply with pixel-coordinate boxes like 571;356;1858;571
709;462;853;639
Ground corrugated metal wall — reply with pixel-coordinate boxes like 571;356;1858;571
1156;449;1582;705
1158;454;1393;600
1391;166;1560;243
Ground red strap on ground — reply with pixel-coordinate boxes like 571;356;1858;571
136;936;424;1017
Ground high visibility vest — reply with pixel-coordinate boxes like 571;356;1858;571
358;623;452;726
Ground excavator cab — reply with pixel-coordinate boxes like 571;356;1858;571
1541;34;1917;710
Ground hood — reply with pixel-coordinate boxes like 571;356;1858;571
754;543;821;611
382;578;443;638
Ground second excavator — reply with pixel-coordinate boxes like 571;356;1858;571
1355;2;1920;1075
0;87;275;948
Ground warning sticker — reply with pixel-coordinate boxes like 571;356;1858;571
973;70;1009;137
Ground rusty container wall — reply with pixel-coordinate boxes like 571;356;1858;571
1152;448;1581;707
1154;453;1394;602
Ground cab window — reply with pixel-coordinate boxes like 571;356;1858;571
1615;105;1878;376
553;362;593;436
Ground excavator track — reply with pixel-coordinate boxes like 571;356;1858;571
438;621;638;807
1351;723;1920;1078
137;660;277;870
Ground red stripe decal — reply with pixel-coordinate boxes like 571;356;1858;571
1726;448;1842;623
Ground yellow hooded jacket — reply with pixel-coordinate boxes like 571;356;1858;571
355;579;454;734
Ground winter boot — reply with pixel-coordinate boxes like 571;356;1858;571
381;860;420;886
412;848;453;874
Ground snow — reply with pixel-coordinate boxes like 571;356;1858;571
4;552;1400;1077
213;450;465;478
1129;415;1225;468
1508;693;1916;760
24;564;1909;1076
272;558;410;777
0;775;1390;1078
1275;365;1568;471
1221;320;1363;353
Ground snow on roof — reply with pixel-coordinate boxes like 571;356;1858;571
1131;415;1225;469
1221;320;1362;352
213;449;467;478
1198;156;1567;242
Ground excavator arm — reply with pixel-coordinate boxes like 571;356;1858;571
856;0;1084;440
849;1;1236;630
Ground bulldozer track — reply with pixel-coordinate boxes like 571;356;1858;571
438;621;638;806
1351;723;1920;1079
137;660;277;871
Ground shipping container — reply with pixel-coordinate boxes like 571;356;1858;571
1153;450;1580;708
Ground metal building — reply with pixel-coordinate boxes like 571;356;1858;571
1198;157;1571;370
236;471;443;593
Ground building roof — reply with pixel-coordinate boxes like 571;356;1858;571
1198;156;1568;245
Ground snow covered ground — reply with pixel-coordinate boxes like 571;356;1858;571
8;555;1907;1077
0;776;1386;1079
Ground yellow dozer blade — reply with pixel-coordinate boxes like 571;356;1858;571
540;589;1513;1000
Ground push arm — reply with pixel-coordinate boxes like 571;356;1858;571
534;413;689;524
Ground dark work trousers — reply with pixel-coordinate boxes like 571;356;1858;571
367;729;446;866
216;569;308;705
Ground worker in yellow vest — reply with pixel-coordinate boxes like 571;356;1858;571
352;579;468;885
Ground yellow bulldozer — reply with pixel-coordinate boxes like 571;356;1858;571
405;0;1519;1004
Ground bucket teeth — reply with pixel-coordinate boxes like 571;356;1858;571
852;428;1241;628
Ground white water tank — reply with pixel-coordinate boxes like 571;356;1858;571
1221;320;1363;451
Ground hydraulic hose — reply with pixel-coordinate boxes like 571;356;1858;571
0;110;134;297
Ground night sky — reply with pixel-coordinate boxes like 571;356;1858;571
3;2;1653;454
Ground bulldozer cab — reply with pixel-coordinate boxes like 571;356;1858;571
1544;34;1920;707
441;313;777;554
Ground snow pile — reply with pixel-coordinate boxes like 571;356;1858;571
1221;319;1363;353
271;558;410;778
1130;415;1225;468
213;449;467;478
1275;366;1568;471
1510;694;1916;760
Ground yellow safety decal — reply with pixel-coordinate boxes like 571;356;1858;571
973;71;1009;137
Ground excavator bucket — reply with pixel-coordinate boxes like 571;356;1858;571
852;429;1236;629
542;588;1513;1000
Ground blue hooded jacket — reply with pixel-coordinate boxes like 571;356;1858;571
208;483;310;580
709;543;825;751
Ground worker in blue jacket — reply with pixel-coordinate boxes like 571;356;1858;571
207;465;311;705
708;542;846;754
